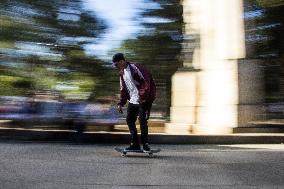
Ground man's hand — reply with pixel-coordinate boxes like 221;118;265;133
139;99;146;104
117;105;123;114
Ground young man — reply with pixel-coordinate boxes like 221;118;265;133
112;53;156;152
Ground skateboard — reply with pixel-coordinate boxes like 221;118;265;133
114;147;161;157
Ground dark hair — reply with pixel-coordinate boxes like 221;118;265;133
112;53;125;63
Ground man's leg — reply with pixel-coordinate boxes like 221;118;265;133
126;103;139;147
139;103;149;146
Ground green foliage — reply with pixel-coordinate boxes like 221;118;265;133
256;0;284;7
0;0;184;116
0;0;110;99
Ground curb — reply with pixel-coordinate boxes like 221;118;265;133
1;128;284;144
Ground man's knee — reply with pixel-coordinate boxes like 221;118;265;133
127;116;136;125
139;116;147;126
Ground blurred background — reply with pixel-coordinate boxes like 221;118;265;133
0;0;284;134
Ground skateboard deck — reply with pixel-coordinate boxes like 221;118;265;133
114;147;161;157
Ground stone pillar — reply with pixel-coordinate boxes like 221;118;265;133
166;0;246;134
165;0;201;134
238;59;265;127
165;69;198;134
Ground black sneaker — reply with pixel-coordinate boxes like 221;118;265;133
125;143;141;151
143;143;151;152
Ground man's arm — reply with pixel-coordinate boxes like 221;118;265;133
133;64;152;103
117;76;129;113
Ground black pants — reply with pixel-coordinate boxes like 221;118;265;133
126;103;148;145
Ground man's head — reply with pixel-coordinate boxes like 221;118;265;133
112;53;126;70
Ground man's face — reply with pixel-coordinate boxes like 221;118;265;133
114;60;125;70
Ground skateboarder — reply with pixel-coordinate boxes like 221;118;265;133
112;53;156;152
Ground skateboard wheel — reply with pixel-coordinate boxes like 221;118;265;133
122;152;127;157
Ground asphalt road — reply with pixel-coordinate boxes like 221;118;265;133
0;142;283;189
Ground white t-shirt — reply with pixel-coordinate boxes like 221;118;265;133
123;65;139;104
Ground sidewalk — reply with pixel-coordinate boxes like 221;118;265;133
1;126;284;144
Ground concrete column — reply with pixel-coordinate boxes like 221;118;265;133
165;0;201;134
166;0;246;134
238;59;265;127
165;69;197;134
194;0;245;134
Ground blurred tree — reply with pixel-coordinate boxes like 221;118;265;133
0;0;184;118
0;0;117;100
